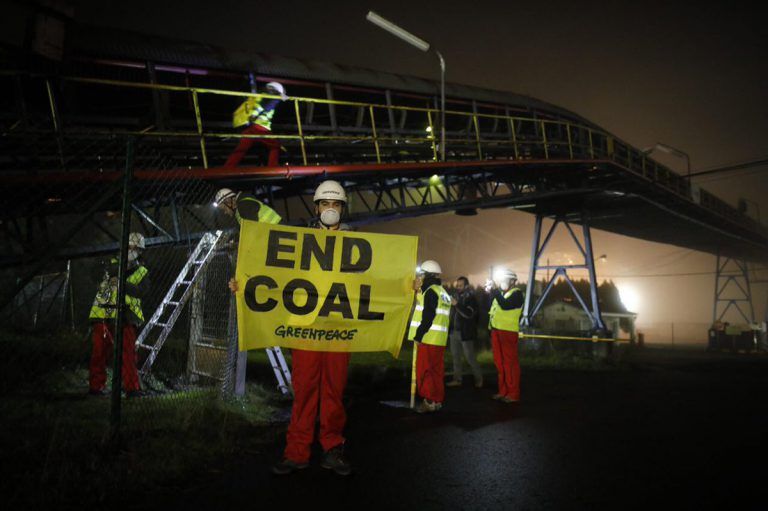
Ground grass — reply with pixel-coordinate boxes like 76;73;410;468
0;328;280;507
3;388;279;506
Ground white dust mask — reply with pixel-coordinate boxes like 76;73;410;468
320;209;340;226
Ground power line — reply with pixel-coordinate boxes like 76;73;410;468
695;166;768;184
606;271;714;278
690;157;768;179
603;270;768;279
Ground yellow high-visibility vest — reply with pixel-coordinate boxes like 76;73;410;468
89;261;148;323
235;196;282;225
408;284;451;346
232;97;276;129
489;287;523;332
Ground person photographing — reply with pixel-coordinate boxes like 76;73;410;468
485;269;524;403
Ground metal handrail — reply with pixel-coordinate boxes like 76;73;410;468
2;72;763;236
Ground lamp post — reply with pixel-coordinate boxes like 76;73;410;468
366;11;446;161
642;142;691;179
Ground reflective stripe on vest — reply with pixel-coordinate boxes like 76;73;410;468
252;107;275;129
235;197;282;225
489;287;523;332
408;284;452;346
89;262;148;323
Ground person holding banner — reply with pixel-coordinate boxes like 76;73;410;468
215;187;282;300
409;260;452;413
485;269;524;403
229;180;355;476
215;187;283;399
214;188;282;226
272;179;354;475
306;180;352;232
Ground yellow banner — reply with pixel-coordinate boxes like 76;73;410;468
235;221;418;357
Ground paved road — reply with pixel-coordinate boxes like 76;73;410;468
149;348;768;510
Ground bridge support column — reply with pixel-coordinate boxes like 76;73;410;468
713;252;755;325
521;212;607;334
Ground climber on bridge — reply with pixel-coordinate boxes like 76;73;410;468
224;81;287;168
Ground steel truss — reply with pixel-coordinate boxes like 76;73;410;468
1;159;605;269
521;212;607;334
713;253;755;325
4;261;72;329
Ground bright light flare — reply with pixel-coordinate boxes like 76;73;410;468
618;284;641;312
491;267;517;285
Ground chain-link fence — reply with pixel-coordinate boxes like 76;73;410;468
0;132;253;429
0;123;295;505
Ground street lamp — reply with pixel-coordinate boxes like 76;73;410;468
366;11;446;162
642;142;691;179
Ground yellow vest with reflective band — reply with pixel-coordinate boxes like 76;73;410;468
489;287;523;332
408;284;452;346
235;197;282;225
232;97;276;129
89;261;148;323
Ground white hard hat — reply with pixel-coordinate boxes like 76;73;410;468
129;232;145;249
418;260;442;275
266;81;288;100
214;188;237;207
313;180;347;203
493;268;517;281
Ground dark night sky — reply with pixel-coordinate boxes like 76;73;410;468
10;1;768;337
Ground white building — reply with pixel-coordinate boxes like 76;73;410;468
538;300;637;340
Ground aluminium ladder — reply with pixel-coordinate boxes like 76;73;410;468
265;346;292;395
136;230;224;375
139;230;292;393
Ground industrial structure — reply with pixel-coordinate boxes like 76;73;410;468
2;20;767;386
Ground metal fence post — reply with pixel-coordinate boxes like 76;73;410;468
110;138;135;440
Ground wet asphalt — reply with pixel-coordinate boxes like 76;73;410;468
148;348;768;510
